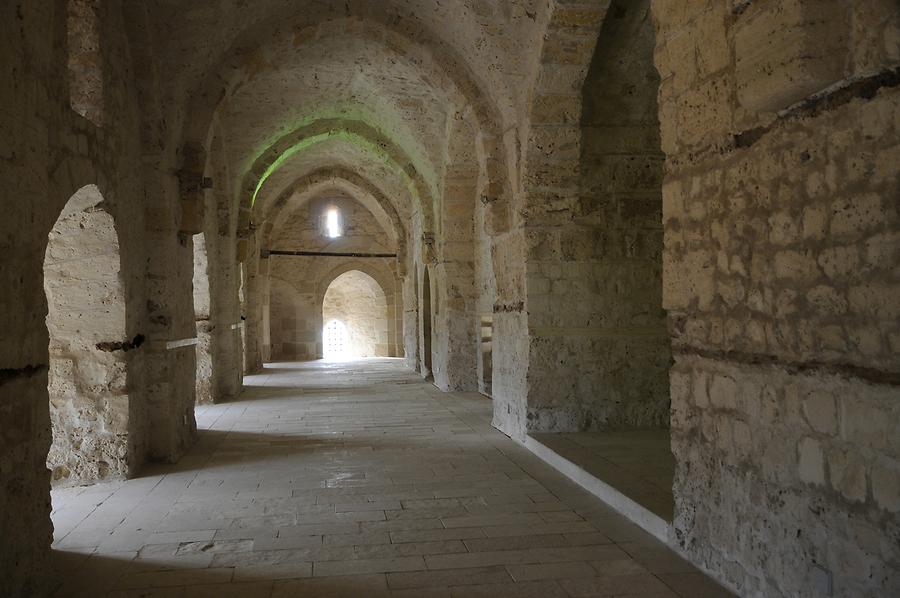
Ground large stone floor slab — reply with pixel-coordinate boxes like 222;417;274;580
49;359;729;597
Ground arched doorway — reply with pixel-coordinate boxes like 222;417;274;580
422;265;433;380
44;184;130;486
322;270;389;359
192;232;213;403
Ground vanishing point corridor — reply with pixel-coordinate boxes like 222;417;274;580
50;360;728;597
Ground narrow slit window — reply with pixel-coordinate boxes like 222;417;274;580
326;208;342;238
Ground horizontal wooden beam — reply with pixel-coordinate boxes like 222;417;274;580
266;250;397;259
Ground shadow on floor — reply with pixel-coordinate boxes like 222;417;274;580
51;548;301;597
135;429;415;479
529;430;675;522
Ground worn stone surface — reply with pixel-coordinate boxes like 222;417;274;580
2;1;898;596
44;185;130;486
670;357;900;597
654;1;900;596
47;360;732;598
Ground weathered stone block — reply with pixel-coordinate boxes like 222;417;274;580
871;458;900;513
734;0;849;114
802;390;838;435
798;436;825;486
828;448;867;503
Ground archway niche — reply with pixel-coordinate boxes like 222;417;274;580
421;265;433;379
322;270;389;359
44;184;130;486
577;0;670;429
192;233;213;403
479;315;493;397
526;0;674;525
239;263;248;373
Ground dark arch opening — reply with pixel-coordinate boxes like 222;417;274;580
422;265;433;380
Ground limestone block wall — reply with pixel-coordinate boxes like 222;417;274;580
193;233;214;404
0;1;192;593
270;275;318;360
429;261;478;391
45;187;130;485
489;228;530;438
528;0;670;432
653;1;900;595
513;0;670;434
474;194;496;397
128;0;198;464
242;238;268;373
403;257;420;370
203;127;243;401
270;195;394;254
428;112;481;392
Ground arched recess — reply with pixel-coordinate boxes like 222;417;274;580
421;265;434;380
260;168;405;254
488;0;613;439
44;184;132;485
518;0;671;431
192;232;213;404
314;261;401;360
322;271;390;359
511;0;673;532
576;0;670;429
239;119;434;240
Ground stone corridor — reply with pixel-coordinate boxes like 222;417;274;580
5;2;899;595
49;360;729;597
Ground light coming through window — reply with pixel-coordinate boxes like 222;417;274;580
326;208;342;238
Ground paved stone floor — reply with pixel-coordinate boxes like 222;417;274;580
529;431;675;522
50;359;732;597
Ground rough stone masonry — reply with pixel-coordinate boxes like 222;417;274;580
0;0;897;596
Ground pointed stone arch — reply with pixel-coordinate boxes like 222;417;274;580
178;12;513;241
43;184;133;485
260;167;407;259
315;260;401;359
239;119;435;240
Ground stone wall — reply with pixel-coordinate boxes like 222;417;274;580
428;112;481;392
0;1;194;594
205;127;244;402
193;233;213;404
265;191;401;361
653;1;900;595
474;197;495;397
269;194;394;255
270;275;318;360
3;2;897;597
514;0;671;433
